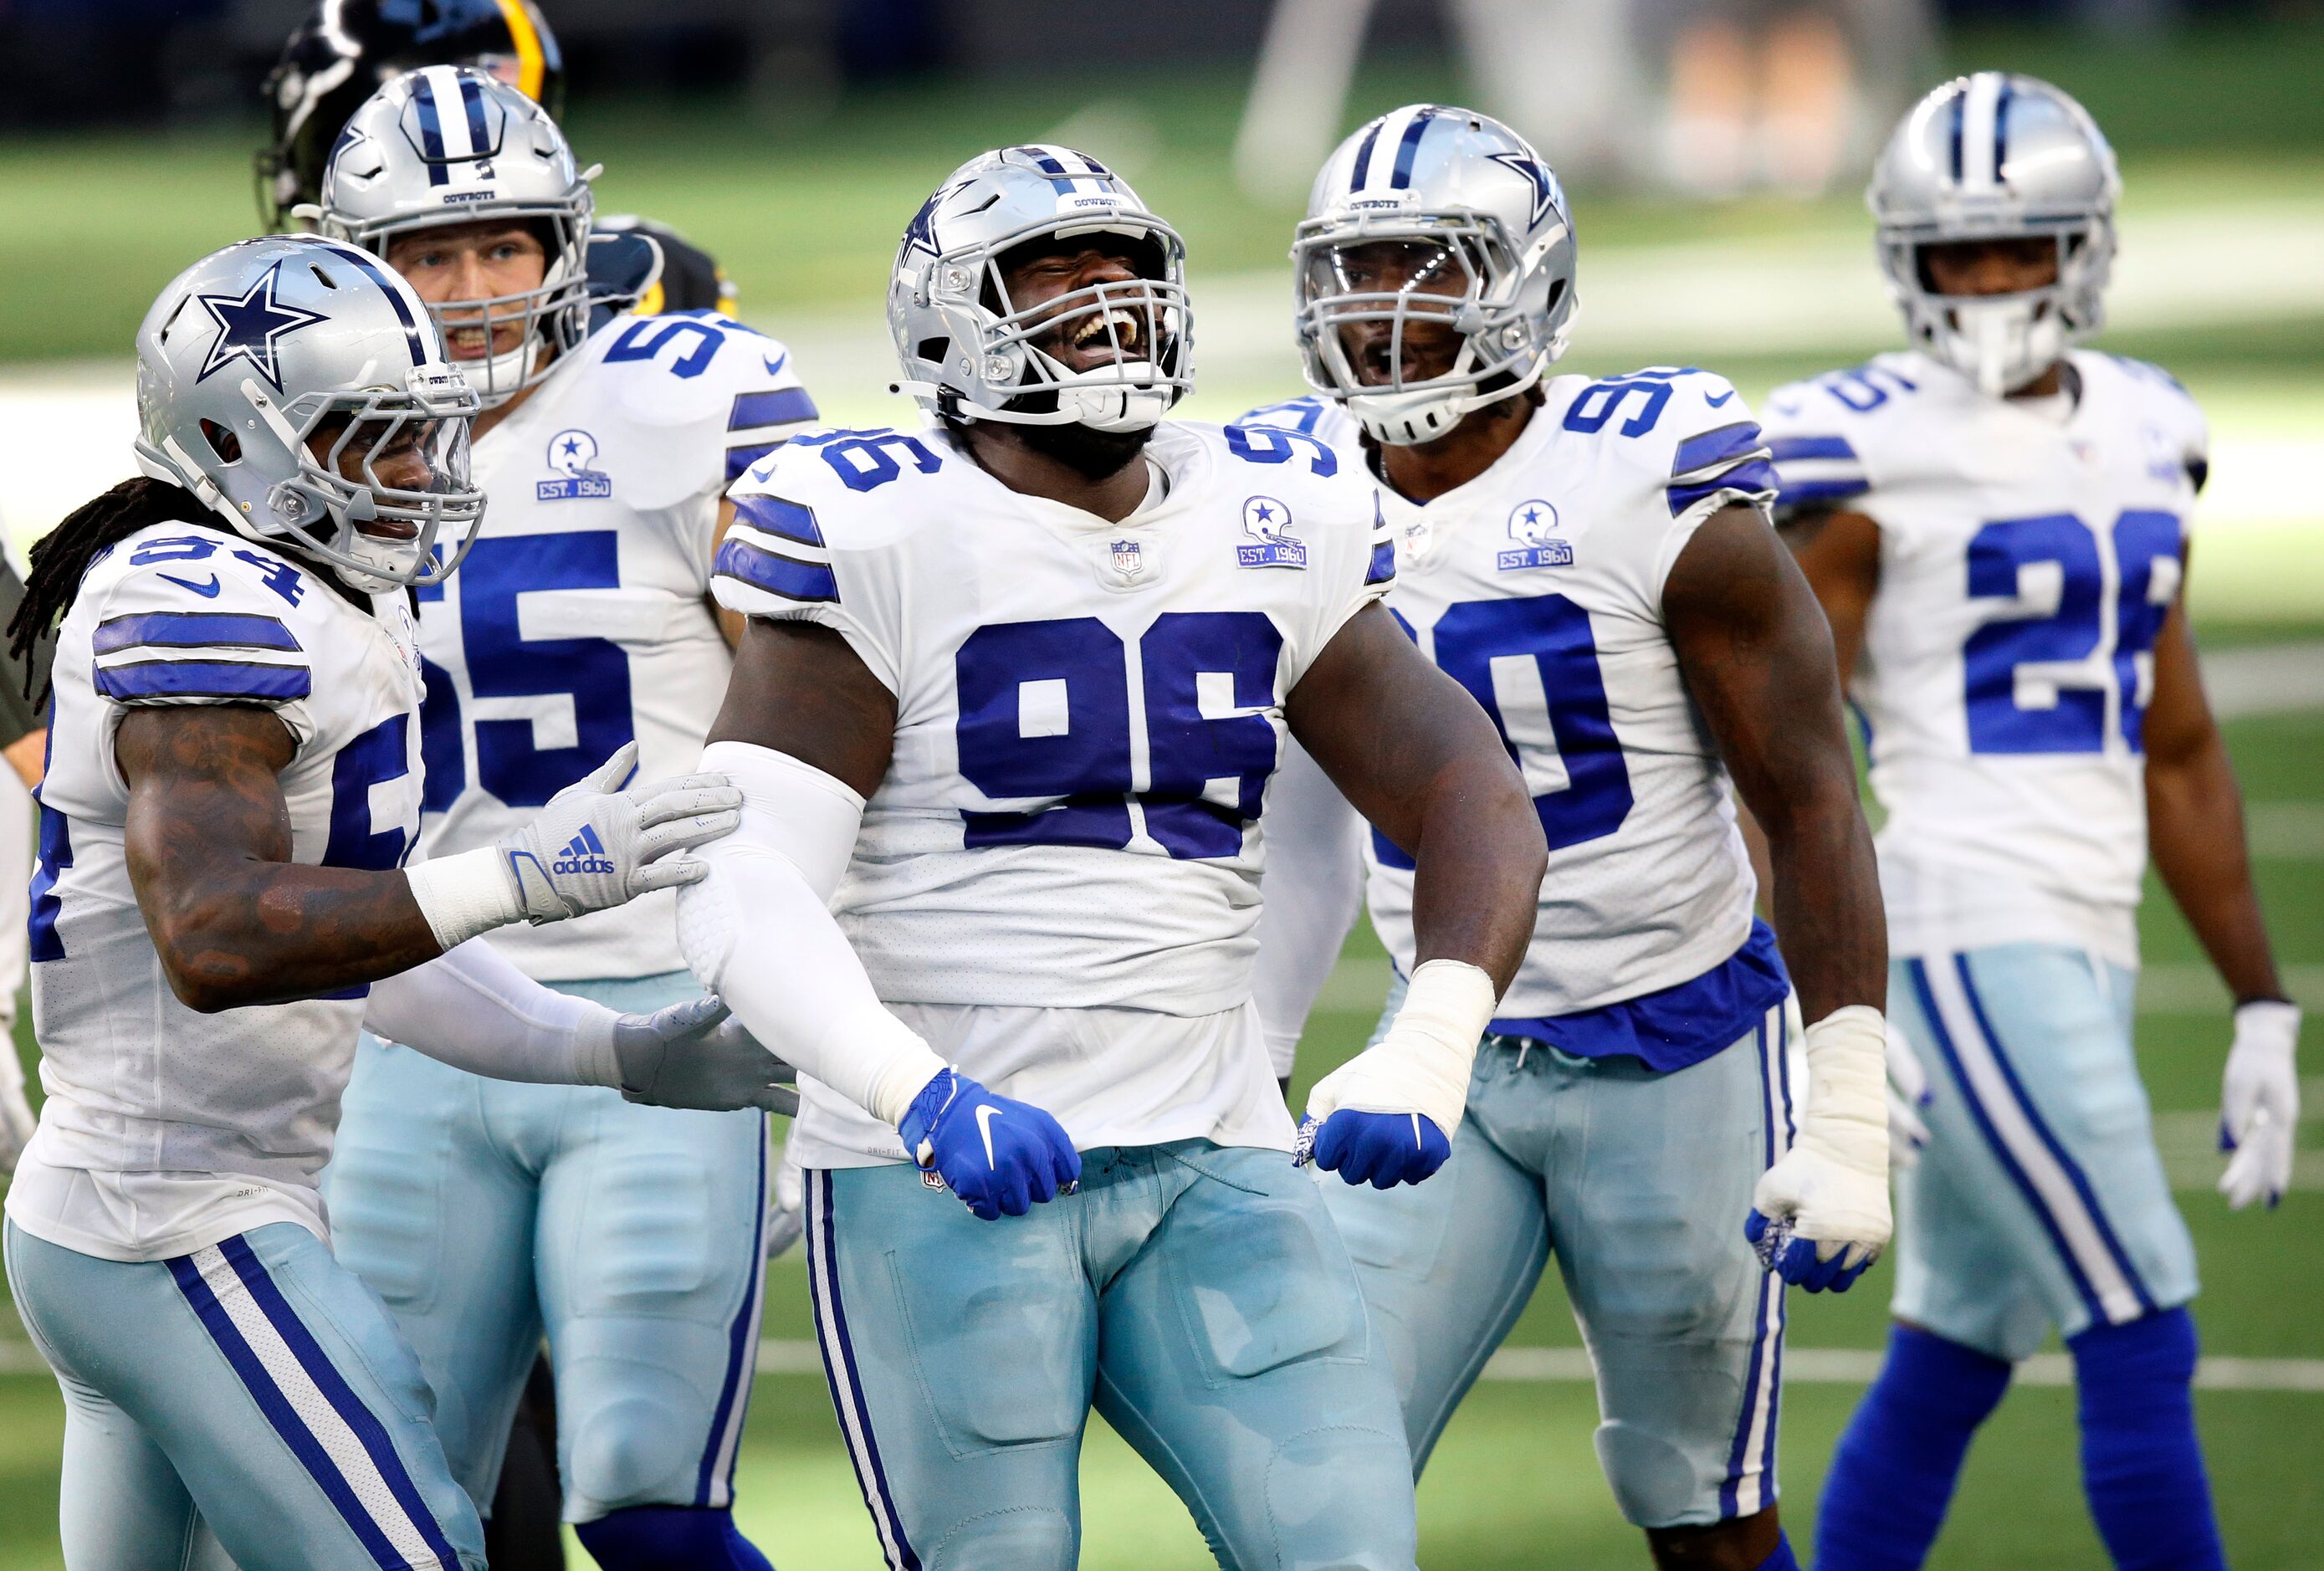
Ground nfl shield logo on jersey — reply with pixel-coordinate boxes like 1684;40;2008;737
538;429;613;501
1236;496;1308;569
1497;499;1574;570
1110;538;1144;576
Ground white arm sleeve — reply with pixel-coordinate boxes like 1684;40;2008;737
361;939;622;1088
675;740;946;1128
1252;737;1366;1078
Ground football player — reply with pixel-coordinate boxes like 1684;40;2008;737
678;144;1548;1568
1765;74;2297;1571
1;235;786;1571
259;0;737;320
1242;107;1892;1571
306;69;816;1569
261;10;757;1557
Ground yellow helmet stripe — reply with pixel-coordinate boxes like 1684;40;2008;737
494;0;547;103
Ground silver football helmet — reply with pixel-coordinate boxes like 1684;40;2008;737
1870;73;2120;395
1294;105;1579;447
133;234;484;591
888;145;1191;432
308;64;595;408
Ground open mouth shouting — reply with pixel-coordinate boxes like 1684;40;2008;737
1048;302;1149;371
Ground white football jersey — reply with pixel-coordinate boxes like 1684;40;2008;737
1246;371;1779;1044
416;310;816;980
716;418;1393;1164
1763;350;2206;968
11;524;426;1260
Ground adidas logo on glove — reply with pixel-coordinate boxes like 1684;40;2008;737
551;825;617;877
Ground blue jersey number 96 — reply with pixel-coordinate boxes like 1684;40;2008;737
954;612;1282;859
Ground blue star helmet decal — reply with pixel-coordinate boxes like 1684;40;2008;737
901;183;952;263
1487;150;1565;230
194;260;330;393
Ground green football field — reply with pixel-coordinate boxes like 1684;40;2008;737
0;17;2318;1567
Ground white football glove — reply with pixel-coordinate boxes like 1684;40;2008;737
2219;1000;2300;1211
0;1041;33;1176
1748;1005;1893;1292
1886;1017;1933;1171
586;995;800;1115
499;743;741;923
765;1128;806;1261
407;743;745;950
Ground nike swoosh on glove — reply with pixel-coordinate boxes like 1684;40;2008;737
1296;959;1493;1190
898;1068;1081;1221
497;741;742;922
2219;999;2300;1211
1293;1108;1451;1189
601;995;801;1114
1748;1005;1892;1293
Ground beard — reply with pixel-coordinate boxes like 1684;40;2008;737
1016;417;1154;480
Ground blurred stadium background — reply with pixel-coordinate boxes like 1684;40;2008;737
0;0;2319;1565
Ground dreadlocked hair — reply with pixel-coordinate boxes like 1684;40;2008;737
7;477;222;705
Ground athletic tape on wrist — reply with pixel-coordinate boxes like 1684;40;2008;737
1799;1004;1891;1174
403;846;525;952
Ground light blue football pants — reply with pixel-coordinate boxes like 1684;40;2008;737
1888;944;2199;1360
806;1139;1419;1571
1322;980;1797;1530
322;970;767;1524
6;1219;486;1571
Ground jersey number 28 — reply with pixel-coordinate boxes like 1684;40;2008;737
1964;509;2181;755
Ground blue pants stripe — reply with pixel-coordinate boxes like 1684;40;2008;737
1949;956;2156;1318
218;1236;467;1570
806;1171;922;1571
169;1246;422;1569
1719;1008;1789;1518
696;1133;770;1507
1907;958;2107;1322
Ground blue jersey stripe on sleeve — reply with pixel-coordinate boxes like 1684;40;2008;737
95;659;312;703
714;537;839;604
729;388;819;432
1671;420;1766;478
726;443;786;484
93;612;302;656
730;493;826;549
1668;458;1779;518
1364;540;1397;585
1767;434;1860;463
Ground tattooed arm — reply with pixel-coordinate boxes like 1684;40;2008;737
119;704;443;1012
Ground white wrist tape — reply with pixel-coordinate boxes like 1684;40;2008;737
403;847;524;951
1799;1005;1891;1178
1309;959;1496;1136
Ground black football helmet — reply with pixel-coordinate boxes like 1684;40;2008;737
257;0;564;229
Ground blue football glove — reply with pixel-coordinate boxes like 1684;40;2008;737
1293;1110;1451;1188
899;1069;1081;1221
1747;1209;1873;1293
